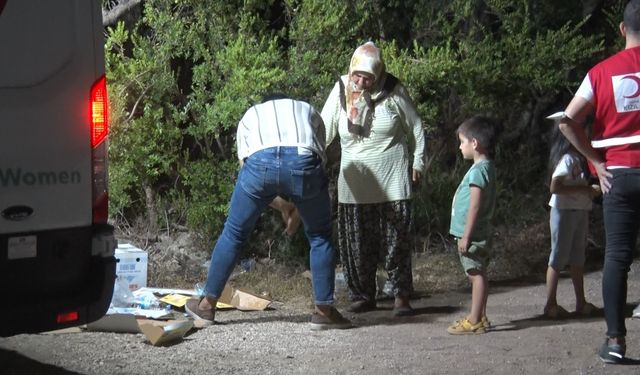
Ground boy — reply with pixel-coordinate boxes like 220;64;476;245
447;115;498;335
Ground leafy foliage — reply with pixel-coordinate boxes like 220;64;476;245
105;0;623;261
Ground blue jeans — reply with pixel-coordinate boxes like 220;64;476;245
601;168;640;338
203;147;336;305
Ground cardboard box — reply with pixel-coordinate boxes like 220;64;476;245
87;315;194;346
115;243;148;291
138;319;194;346
219;284;271;311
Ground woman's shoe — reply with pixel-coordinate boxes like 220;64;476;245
543;304;569;319
576;302;598;317
347;300;376;313
185;298;215;326
392;296;413;317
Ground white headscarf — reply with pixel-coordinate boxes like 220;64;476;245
346;42;386;136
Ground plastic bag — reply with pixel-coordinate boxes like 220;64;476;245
110;276;136;308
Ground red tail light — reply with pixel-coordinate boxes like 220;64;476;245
91;76;109;224
56;311;79;324
90;76;108;148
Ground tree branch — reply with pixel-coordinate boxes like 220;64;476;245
102;0;143;27
126;84;152;122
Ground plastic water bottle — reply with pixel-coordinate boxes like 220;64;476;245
194;282;205;296
135;290;171;311
138;294;161;310
335;272;347;291
240;258;256;273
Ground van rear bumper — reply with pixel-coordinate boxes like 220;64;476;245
0;224;117;337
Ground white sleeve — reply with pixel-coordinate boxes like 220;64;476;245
575;74;594;103
236;112;250;160
310;109;326;151
320;80;342;146
392;84;426;172
551;154;572;178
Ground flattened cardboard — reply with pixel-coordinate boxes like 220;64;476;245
86;313;141;333
218;284;271;311
138;319;194;346
44;327;84;334
215;301;235;310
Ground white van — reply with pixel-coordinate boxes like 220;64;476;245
0;0;116;336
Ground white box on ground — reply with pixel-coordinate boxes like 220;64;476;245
115;243;148;291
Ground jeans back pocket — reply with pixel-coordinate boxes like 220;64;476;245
290;163;326;200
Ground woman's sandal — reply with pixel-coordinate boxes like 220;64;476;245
543;304;569;319
576;302;598;317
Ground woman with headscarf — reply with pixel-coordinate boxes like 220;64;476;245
321;41;426;316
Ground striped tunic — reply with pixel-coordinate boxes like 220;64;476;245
236;98;326;161
321;75;426;204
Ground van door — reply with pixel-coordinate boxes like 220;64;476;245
0;0;116;336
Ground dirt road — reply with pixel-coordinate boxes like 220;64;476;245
2;261;640;374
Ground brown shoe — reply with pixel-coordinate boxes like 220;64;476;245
185;298;215;326
347;300;376;313
310;307;353;331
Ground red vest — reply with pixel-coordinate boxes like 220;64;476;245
588;46;640;167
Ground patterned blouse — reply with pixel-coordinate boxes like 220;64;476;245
321;75;426;204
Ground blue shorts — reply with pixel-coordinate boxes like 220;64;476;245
548;207;588;269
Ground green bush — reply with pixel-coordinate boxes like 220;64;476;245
105;0;621;264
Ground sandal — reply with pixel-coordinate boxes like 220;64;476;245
392;305;413;317
543;304;569;319
447;318;486;335
576;302;598;317
392;296;413;317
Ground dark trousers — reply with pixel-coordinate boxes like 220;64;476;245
602;168;640;338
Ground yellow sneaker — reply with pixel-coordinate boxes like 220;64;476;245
447;318;486;335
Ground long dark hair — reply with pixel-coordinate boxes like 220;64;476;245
548;123;588;181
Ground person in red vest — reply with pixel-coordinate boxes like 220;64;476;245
559;0;640;364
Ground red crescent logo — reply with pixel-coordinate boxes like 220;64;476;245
621;75;640;98
0;1;7;16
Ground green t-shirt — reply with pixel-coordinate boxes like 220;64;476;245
449;159;496;241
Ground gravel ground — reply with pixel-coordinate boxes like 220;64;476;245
3;261;640;374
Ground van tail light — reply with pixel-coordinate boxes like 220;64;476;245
90;76;109;224
56;311;79;324
90;76;109;148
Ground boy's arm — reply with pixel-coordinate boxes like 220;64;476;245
458;185;482;254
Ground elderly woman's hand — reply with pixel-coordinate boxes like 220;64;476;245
412;169;422;183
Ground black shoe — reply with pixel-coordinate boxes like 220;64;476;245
392;305;413;317
347;300;376;313
598;338;626;364
393;296;413;317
